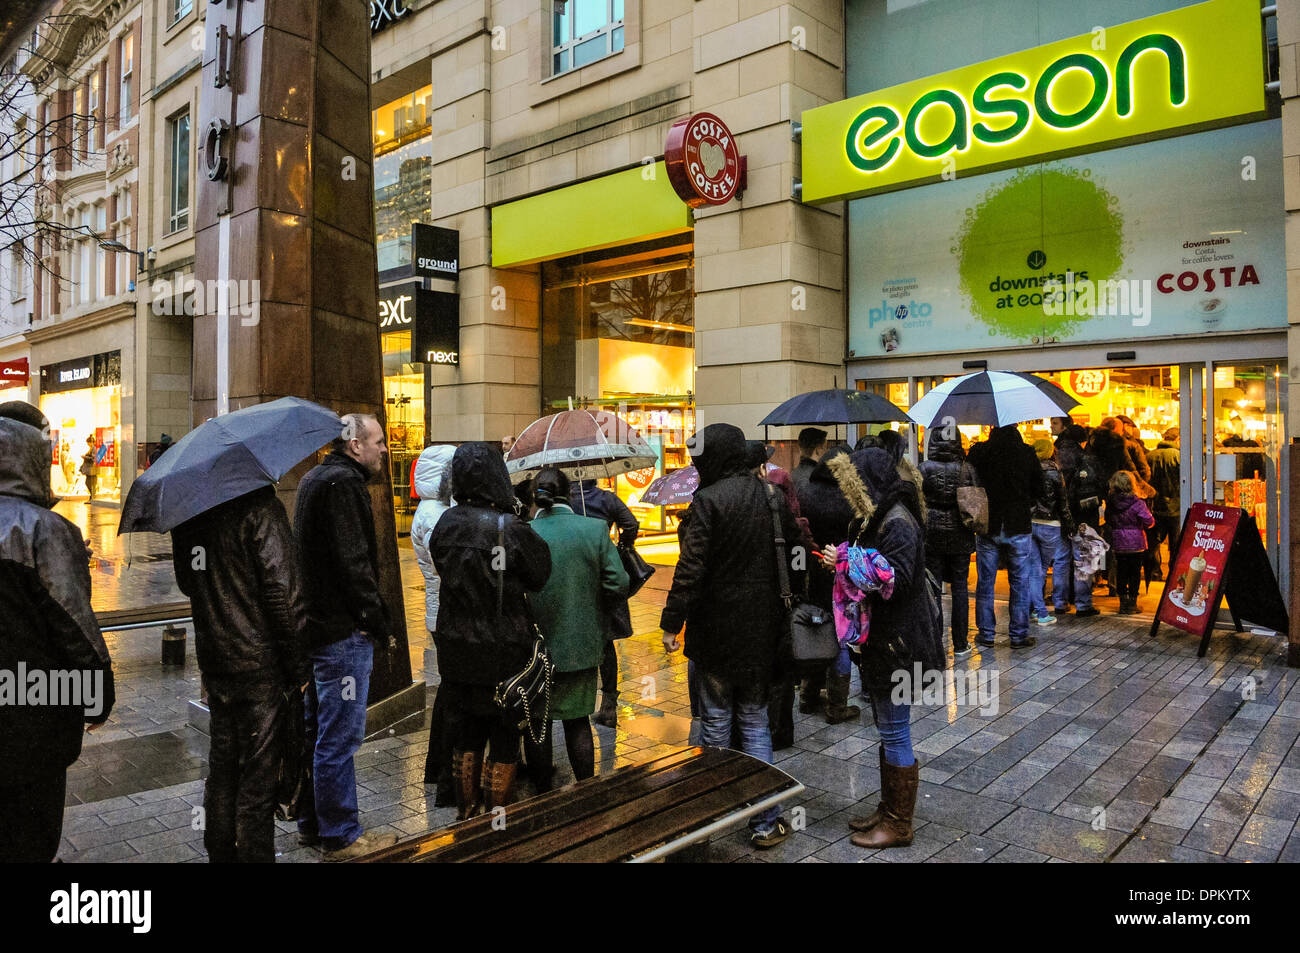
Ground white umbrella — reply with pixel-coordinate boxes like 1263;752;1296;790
907;371;1079;428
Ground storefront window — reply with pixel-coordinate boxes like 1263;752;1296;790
382;329;425;536
541;236;695;536
39;350;122;504
373;86;432;273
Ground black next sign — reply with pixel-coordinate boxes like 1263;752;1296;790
378;283;459;366
412;224;459;281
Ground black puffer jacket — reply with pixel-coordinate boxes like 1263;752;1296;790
920;433;974;556
967;426;1046;537
797;446;856;610
1030;458;1074;533
661;423;802;689
1054;427;1087;486
0;416;114;777
294;451;389;649
1086;426;1131;490
172;485;308;687
429;443;551;686
828;449;944;699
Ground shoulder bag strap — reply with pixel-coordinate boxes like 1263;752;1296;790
765;483;793;608
496;513;506;617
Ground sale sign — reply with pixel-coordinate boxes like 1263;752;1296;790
1157;504;1240;637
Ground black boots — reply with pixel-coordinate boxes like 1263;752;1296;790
825;671;861;725
592;692;618;729
452;749;483;821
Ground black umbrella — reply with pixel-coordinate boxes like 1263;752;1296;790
119;397;342;534
906;371;1079;428
758;388;911;426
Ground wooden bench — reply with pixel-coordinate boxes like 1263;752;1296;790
95;601;191;631
356;745;804;863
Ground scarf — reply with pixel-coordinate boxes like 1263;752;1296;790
831;542;895;647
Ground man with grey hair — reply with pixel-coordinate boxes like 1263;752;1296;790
292;411;397;860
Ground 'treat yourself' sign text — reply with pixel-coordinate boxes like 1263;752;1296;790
799;0;1266;203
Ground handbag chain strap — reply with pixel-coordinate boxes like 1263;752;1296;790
765;484;794;609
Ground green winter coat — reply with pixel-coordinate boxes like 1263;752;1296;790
529;503;630;672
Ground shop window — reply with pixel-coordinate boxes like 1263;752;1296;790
381;329;424;537
167;110;190;233
551;0;624;76
372;86;432;272
541;235;694;535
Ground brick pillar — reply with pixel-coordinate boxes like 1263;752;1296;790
105;193;118;297
33;234;42;321
690;2;846;438
53;88;70;171
96;60;108;152
107;35;121;134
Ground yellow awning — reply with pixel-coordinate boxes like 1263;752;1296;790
491;162;692;267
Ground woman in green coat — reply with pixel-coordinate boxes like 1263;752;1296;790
529;467;630;783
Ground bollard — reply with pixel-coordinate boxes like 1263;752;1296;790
161;624;187;666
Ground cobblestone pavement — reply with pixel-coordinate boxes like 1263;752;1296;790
58;531;1300;862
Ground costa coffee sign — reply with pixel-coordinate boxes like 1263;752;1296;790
0;358;29;386
665;112;745;208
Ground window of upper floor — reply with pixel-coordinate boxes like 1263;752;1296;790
551;0;625;77
167;110;191;234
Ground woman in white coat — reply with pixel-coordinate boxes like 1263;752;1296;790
411;444;456;802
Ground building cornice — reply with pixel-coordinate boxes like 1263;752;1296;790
25;297;133;344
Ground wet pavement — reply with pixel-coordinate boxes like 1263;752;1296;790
53;522;1300;862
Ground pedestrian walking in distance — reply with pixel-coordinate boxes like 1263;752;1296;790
661;422;800;850
527;466;628;787
293;412;398;861
428;443;551;819
0;404;115;863
172;485;308;862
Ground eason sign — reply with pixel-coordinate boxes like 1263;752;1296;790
665;113;745;207
800;0;1266;203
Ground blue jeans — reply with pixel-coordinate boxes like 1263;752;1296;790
300;632;373;850
869;693;914;767
975;532;1035;644
1030;523;1072;614
697;667;781;832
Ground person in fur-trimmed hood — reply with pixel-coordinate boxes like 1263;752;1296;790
821;447;943;850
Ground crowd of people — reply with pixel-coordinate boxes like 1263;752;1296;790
0;398;1186;864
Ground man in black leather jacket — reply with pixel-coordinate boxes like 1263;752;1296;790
172;485;308;862
0;406;115;862
292;413;397;860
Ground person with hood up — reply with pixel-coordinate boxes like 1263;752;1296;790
172;483;308;863
0;403;115;862
568;477;639;729
526;466;628;787
1029;439;1075;624
791;427;828;495
410;444;457;803
428;443;551;819
795;445;862;722
823;447;943;849
661;423;801;849
920;429;975;657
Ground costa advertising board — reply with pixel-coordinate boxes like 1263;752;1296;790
800;0;1266;203
665;113;745;207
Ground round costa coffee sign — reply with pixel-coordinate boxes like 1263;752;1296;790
665;113;742;207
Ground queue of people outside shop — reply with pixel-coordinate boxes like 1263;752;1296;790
0;396;1188;864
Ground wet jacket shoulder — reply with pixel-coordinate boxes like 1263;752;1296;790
410;445;456;632
569;481;639;547
967;429;1045;537
294;451;388;649
172;486;308;687
919;437;974;555
1030;459;1074;531
428;443;552;686
0;418;115;775
660;424;803;689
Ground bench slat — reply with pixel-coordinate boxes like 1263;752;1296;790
359;746;742;863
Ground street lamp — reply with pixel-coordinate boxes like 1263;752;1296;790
97;238;146;274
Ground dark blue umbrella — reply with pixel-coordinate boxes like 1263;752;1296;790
119;397;342;534
758;388;910;426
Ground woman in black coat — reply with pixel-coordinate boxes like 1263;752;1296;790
795;446;861;723
427;443;551;819
823;448;943;850
920;431;975;656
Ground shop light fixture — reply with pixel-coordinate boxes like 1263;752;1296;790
624;318;695;334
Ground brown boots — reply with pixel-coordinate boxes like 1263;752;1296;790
825;671;861;725
849;753;918;849
453;749;519;820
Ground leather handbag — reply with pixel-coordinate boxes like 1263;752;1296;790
763;484;838;665
490;514;553;744
619;543;656;596
956;462;989;535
